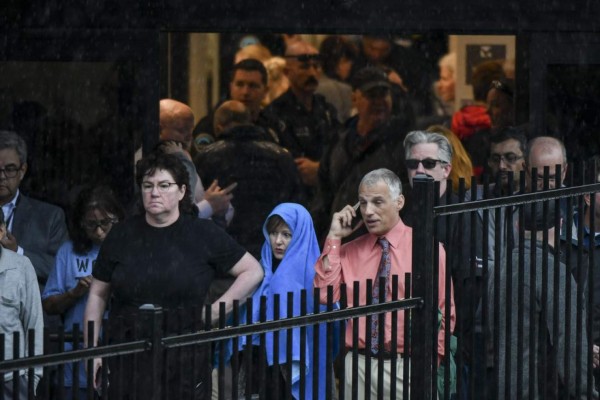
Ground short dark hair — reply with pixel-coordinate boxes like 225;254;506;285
319;35;358;79
489;78;514;99
71;185;125;254
135;152;195;215
230;58;268;86
490;127;527;155
471;60;505;102
266;214;288;233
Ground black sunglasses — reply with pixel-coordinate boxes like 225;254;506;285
406;158;444;170
284;54;321;63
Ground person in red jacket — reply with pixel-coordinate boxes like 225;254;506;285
451;60;505;141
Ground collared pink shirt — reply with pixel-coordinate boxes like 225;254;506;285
314;218;455;359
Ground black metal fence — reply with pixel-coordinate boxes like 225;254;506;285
1;169;599;400
0;288;425;400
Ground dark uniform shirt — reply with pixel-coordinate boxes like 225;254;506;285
265;89;339;161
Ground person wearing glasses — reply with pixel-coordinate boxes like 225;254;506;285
401;130;460;274
84;152;264;399
265;40;339;192
402;129;454;225
487;127;527;194
41;185;124;399
0;131;69;319
314;168;455;399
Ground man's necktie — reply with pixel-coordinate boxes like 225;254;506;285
371;237;391;353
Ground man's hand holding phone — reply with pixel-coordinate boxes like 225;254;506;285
327;202;363;241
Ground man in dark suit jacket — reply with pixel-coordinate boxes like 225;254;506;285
0;131;68;289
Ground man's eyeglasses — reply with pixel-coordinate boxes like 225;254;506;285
488;153;523;165
0;164;22;178
141;182;179;193
406;158;444;170
284;54;321;69
284;54;321;63
82;218;118;231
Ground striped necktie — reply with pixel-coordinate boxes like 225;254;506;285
371;237;391;353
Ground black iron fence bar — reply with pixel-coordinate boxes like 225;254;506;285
0;340;148;373
162;298;423;349
434;182;600;216
411;174;436;400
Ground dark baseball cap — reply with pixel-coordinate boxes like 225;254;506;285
351;67;391;93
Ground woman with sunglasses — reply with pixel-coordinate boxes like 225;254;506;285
42;185;125;399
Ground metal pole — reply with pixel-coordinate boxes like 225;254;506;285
139;304;164;400
410;174;435;400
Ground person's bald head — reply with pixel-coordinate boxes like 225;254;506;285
284;41;321;96
526;136;568;190
159;99;195;151
285;41;318;58
213;100;252;136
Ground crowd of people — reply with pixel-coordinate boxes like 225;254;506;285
1;33;599;400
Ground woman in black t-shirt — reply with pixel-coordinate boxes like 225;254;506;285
84;152;263;399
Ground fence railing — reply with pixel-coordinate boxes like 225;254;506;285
2;170;599;400
1;284;427;400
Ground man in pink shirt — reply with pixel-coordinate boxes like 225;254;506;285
314;168;455;398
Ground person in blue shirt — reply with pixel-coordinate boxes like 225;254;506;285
42;185;124;399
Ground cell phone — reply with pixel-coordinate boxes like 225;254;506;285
223;181;238;193
352;201;363;228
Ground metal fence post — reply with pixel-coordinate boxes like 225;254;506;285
410;174;436;400
139;304;164;400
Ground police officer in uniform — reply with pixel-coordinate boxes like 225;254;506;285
265;41;339;197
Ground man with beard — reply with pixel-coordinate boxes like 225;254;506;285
313;66;414;241
487;127;526;194
265;41;339;193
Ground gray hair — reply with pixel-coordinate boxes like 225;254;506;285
0;131;27;165
359;168;402;200
438;52;456;77
403;130;452;164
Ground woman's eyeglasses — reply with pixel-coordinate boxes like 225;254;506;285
141;182;178;193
